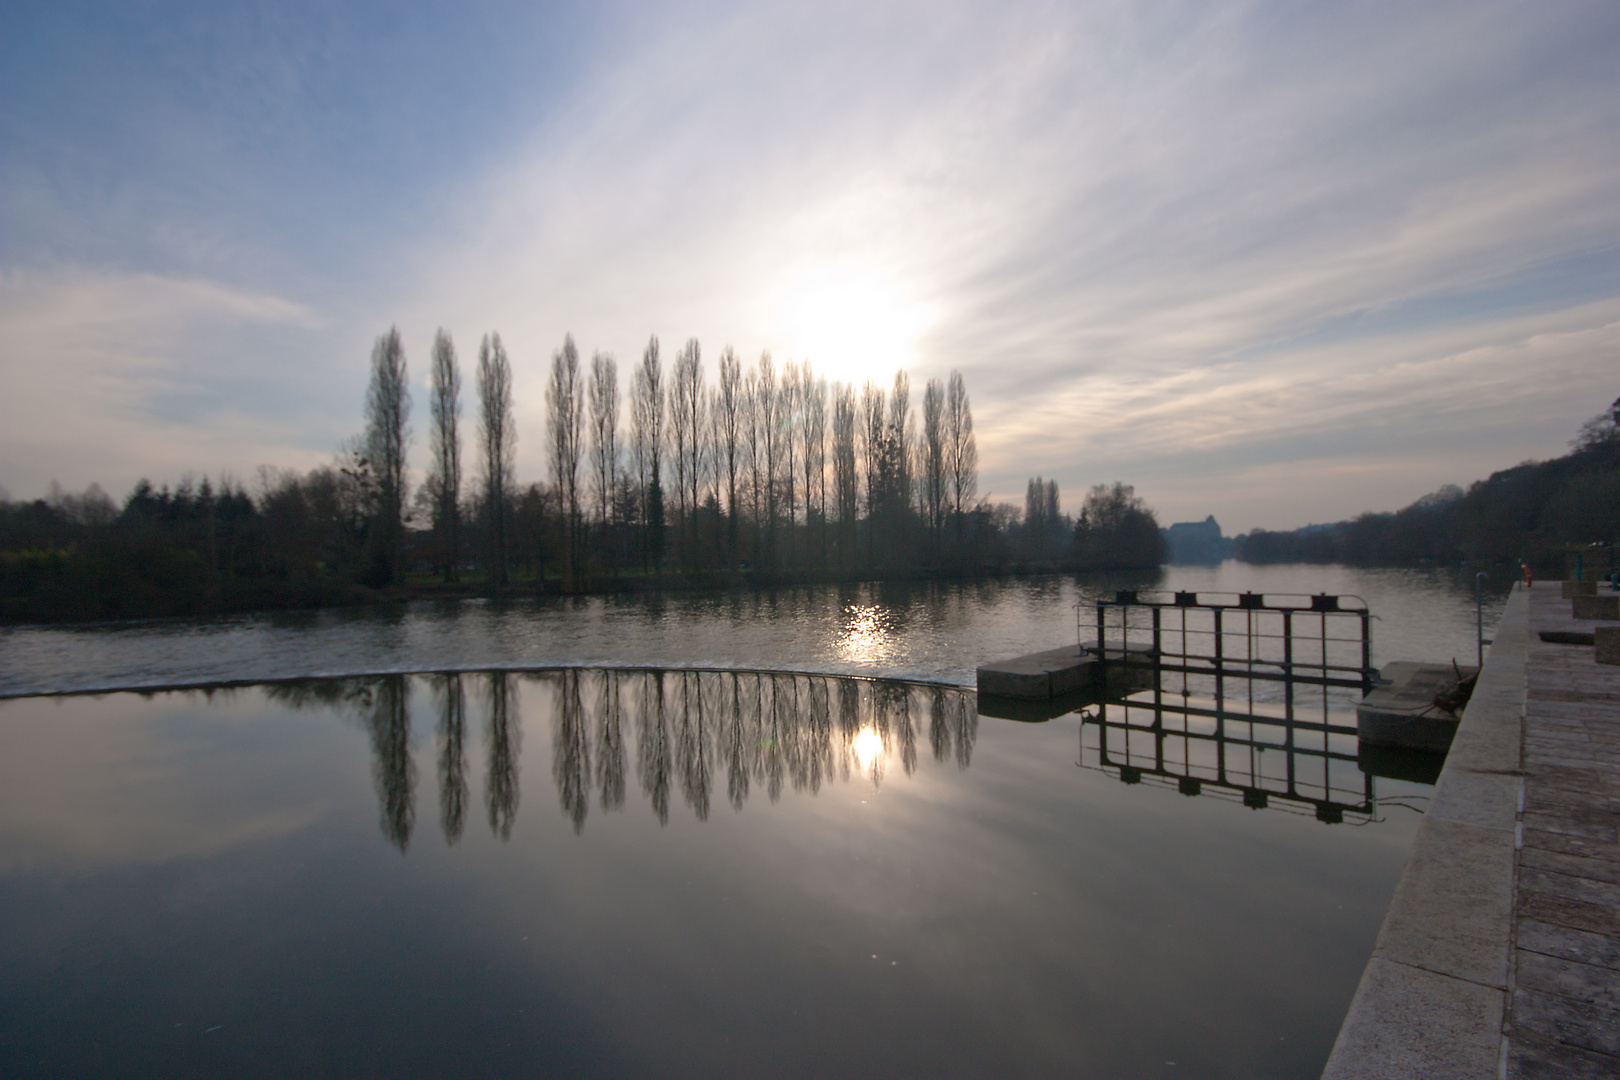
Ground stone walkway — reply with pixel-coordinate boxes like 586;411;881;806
1506;585;1620;1077
1322;582;1618;1079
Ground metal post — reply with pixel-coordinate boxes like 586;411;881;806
1476;571;1487;669
1360;610;1373;692
1213;606;1225;740
1152;604;1163;711
1283;609;1294;724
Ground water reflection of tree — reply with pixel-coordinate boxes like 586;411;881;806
265;669;976;842
675;672;712;820
552;669;591;832
595;669;626;812
264;676;417;849
485;673;521;840
560;670;976;830
434;674;468;845
370;675;415;851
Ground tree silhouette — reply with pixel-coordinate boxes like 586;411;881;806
428;330;462;582
484;673;521;840
548;335;583;588
477;333;514;589
435;674;468;844
363;328;410;586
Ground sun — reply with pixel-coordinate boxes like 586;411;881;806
770;264;934;388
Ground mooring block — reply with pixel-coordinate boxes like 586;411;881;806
1597;626;1620;666
1356;661;1474;751
1572;594;1620;620
1561;580;1598;598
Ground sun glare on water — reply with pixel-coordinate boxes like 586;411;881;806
852;726;884;773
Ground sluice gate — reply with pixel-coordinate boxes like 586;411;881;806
1087;589;1376;699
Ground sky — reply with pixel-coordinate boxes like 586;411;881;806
2;0;1617;533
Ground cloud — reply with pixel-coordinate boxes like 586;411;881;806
0;267;339;495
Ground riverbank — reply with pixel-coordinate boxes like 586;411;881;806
1;559;1175;628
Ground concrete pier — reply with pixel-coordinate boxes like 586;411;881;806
1357;660;1477;752
975;644;1153;703
976;645;1097;700
1322;582;1620;1078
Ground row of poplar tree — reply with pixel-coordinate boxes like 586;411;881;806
357;326;984;587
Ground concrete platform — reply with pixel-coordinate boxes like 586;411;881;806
975;644;1154;702
1356;660;1477;752
976;645;1096;700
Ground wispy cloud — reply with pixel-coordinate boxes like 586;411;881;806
0;268;336;492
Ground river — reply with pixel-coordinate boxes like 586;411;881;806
0;563;1504;1078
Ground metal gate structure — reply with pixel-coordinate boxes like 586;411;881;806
1083;590;1376;733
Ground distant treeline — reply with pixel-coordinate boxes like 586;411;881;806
1232;399;1620;572
0;328;1166;623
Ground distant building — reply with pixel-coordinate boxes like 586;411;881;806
1162;516;1233;564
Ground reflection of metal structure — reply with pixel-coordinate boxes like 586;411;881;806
1079;695;1373;823
1075;593;1408;823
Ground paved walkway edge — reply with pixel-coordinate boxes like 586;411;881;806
1322;586;1528;1080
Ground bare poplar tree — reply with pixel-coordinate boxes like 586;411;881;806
832;383;858;562
922;377;945;542
859;381;885;566
743;367;762;557
945;369;978;538
675;339;705;556
859;382;885;517
780;362;800;548
756;353;779;564
802;365;826;560
632;337;665;569
548;335;584;586
716;347;742;557
888;369;913;517
670;354;692;542
706;388;724;513
478;332;514;588
588;351;619;529
365;326;410;587
428;329;462;582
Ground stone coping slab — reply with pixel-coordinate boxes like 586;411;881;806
1324;583;1620;1078
1322;586;1527;1079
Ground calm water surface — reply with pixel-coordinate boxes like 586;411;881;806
0;565;1501;1078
